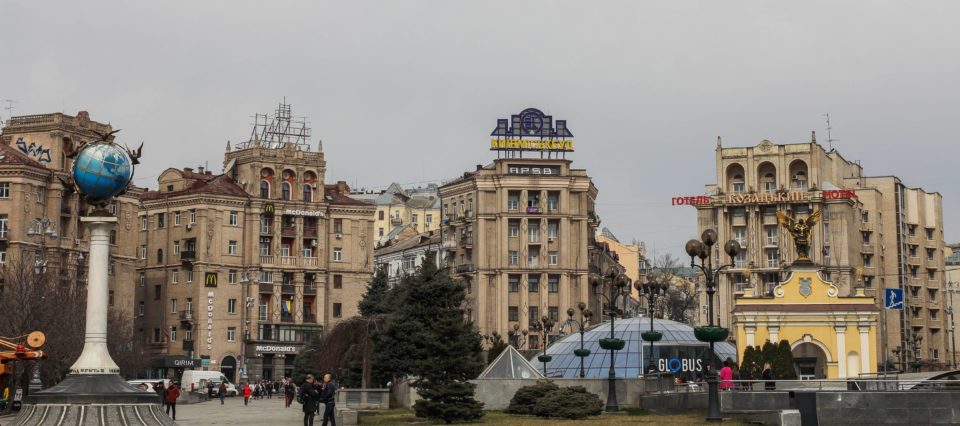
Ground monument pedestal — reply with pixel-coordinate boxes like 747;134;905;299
13;217;173;425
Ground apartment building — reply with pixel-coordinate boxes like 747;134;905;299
351;183;442;244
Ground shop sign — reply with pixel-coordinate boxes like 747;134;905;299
508;165;561;175
658;358;703;373
206;291;215;351
672;196;711;206
254;345;298;354
725;191;809;204
491;138;573;152
283;209;325;217
173;358;195;367
490;108;574;153
823;189;857;200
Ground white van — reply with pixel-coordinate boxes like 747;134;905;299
180;370;237;396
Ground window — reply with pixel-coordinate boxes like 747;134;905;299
507;192;520;211
333;303;342;318
508;250;518;265
36;186;44;202
227;327;236;342
508;221;519;237
862;211;869;222
139;245;147;259
732;174;745;193
157;213;165;228
931;310;938;320
173;241;180;256
109;261;115;276
863;276;873;287
508;306;519;321
170;326;177;342
228;299;237;314
0;182;9;198
186;270;194;282
529;307;539;324
154;285;161;300
281;182;291;200
186;298;193;312
934;349;940;360
174;211;181;226
766;250;779;268
763;173;776;192
765;226;777;246
228;270;237;284
548;275;560;293
333;248;342;262
412;214;418;224
926;228;934;240
189;209;196;224
303;184;312;202
528;275;540;293
138;302;144;316
910;245;918;257
109;290;114;306
172;269;179;283
259;238;271;256
378;227;384;237
378;211;385;220
157;249;164;263
862;231;870;244
259;271;274;283
141;216;148;230
333;219;343;234
928;269;936;280
528;247;540;267
909;224;917;236
228;240;238;255
733;227;746;245
171;298;178;313
927;248;936;261
139;273;145;287
260;180;270;198
153;328;161;343
548;222;559;240
508;275;520;292
334;274;343;289
548;251;558;265
229;211;238;226
426;214;432;224
528;222;540;242
547;192;559;211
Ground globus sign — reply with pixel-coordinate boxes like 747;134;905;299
658;358;703;373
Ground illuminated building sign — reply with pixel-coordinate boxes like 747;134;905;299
823;189;857;200
508;165;561;175
254;345;298;354
672;196;711;206
658;358;704;373
490;108;574;153
283;209;325;217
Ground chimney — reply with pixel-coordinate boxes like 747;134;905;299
476;164;483;171
198;166;205;174
336;180;349;195
184;167;194;173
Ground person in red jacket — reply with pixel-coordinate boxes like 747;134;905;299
165;383;181;420
243;382;252;406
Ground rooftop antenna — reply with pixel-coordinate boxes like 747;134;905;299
2;99;16;122
823;113;836;151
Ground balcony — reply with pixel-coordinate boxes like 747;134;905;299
929;318;944;329
460;236;473;247
280;256;298;266
908;279;922;288
281;226;297;238
861;244;875;254
281;314;294;323
928;280;940;288
259;282;274;293
390;217;403;225
765;238;778;247
443;239;457;250
765;259;780;268
547;202;559;213
179;310;195;322
464;210;474;219
281;284;295;294
304;257;319;267
303;226;318;238
456;264;474;274
260;255;275;265
303;314;317;323
526;206;542;214
909;317;925;328
260;225;273;235
181;340;194;351
304;283;317;295
908;298;922;308
528;234;541;244
928;300;940;309
180;251;196;265
762;215;778;225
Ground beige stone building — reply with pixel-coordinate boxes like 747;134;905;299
137;103;375;381
0;111;141;316
696;136;947;370
440;157;600;349
596;227;649;300
350;183;442;245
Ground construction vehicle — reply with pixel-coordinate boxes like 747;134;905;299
0;331;47;410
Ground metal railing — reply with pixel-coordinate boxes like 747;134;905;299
658;378;960;393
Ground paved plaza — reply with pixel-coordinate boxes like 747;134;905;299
173;396;304;425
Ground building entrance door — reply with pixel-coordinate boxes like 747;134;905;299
792;342;827;379
221;356;237;383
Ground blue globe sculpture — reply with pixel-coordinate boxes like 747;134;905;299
71;142;134;204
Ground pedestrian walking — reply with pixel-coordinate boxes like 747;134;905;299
267;381;273;399
740;364;754;391
164;382;181;421
762;362;776;390
243;382;252;406
218;382;227;405
719;359;734;391
299;374;321;426
320;373;338;426
285;379;297;408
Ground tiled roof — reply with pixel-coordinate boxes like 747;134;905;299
141;172;248;201
324;185;369;206
0;141;47;168
375;231;442;256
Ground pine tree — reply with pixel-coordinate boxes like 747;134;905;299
358;266;392;317
741;346;758;379
374;256;484;423
292;332;323;385
774;340;798;379
761;340;777;375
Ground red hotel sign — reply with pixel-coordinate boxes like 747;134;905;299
823;189;857;200
672;196;711;206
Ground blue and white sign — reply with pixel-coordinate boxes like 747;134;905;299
884;288;904;310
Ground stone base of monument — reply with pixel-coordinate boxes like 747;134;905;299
12;374;175;425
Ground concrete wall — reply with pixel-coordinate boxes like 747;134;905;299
805;391;960;424
471;377;673;410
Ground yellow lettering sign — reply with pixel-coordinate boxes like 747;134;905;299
490;138;574;152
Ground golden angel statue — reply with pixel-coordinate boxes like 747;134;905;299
776;209;822;261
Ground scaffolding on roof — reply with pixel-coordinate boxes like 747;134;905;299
235;99;312;151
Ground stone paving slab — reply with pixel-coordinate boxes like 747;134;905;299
173;396;305;425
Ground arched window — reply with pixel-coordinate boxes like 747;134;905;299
733;174;745;193
303;184;312;202
157;249;164;264
763;173;776;192
260;180;270;199
281;182;291;201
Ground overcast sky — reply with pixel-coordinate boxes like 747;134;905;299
3;1;959;258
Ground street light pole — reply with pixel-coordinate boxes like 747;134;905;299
685;229;741;423
560;303;593;378
592;270;630;413
532;317;555;377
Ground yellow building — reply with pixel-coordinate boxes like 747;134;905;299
595;227;648;300
350;183;442;245
732;261;880;379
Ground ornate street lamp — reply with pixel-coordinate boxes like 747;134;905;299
637;271;669;375
559;302;593;378
508;323;528;349
592;270;631;413
531;316;555;377
685;229;741;422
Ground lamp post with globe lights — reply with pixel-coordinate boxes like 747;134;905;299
508;323;528;349
559;303;592;378
637;271;670;375
684;229;741;422
531;316;555;377
592;270;631;413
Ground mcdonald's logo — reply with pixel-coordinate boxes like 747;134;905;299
205;272;218;288
264;203;275;216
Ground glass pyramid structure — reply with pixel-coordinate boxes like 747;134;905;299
477;345;544;379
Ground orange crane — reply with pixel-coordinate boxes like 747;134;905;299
0;332;47;376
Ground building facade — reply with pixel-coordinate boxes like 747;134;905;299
695;136;947;370
0;112;142;315
351;183;442;245
595;227;648;300
136;103;375;381
373;230;442;285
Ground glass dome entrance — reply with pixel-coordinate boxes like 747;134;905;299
546;317;737;379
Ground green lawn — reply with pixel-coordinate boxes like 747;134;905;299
359;409;750;425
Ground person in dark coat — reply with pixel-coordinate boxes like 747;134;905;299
762;362;776;390
299;374;321;426
319;373;338;426
284;379;297;408
164;383;181;420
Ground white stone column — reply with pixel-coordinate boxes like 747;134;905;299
836;325;847;378
769;326;779;343
745;325;756;348
859;324;871;374
69;217;120;374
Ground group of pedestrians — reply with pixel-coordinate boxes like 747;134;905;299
298;373;338;426
719;358;777;391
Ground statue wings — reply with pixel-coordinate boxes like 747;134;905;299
805;209;822;226
776;210;794;228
